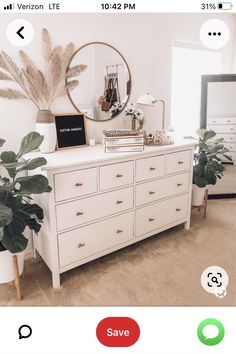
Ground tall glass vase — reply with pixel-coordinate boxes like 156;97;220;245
36;110;57;153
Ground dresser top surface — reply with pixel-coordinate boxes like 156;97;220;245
25;140;195;171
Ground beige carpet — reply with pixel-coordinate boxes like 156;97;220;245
0;199;235;306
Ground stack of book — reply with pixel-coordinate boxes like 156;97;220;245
103;130;144;153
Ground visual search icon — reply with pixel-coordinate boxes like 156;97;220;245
200;19;230;49
201;266;229;298
197;318;225;346
18;325;32;340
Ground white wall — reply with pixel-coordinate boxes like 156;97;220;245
0;13;236;150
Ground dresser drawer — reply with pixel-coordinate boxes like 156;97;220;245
208;117;236;125
58;212;134;267
136;172;190;206
100;161;134;191
208;124;236;134
136;194;189;237
136;155;165;182
54;168;97;202
215;133;236;143
56;187;134;231
166;150;191;175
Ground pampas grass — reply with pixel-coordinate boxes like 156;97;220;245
0;28;86;109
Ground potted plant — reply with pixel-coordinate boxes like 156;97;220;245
0;28;87;153
0;132;51;288
192;128;232;206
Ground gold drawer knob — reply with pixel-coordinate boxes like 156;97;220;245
78;242;85;248
116;229;123;234
177;183;182;187
75;182;83;187
76;211;84;216
230;128;234;131
149;217;155;222
176;208;181;212
116;174;123;178
227;120;231;122
116;200;123;204
149;191;155;195
149;167;156;171
178;161;184;165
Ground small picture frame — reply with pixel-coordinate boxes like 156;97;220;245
55;113;86;150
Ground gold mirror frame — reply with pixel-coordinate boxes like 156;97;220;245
66;42;132;122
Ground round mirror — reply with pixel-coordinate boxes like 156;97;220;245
66;42;131;121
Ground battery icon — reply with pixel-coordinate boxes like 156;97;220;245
218;2;233;9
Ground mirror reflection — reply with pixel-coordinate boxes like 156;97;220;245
201;74;236;196
67;42;131;121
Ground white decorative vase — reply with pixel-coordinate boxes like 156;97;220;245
192;184;206;206
36;110;56;154
0;250;24;284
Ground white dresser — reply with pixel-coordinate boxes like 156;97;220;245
26;141;195;288
207;115;236;163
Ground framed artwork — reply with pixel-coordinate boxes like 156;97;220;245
55;114;86;149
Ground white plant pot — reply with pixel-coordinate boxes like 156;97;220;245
36;123;57;153
192;184;206;206
0;250;24;284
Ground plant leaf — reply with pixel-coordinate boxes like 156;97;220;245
0;204;13;227
1;51;24;87
0;88;28;99
56;80;79;98
16;175;51;194
0;70;13;81
42;28;52;62
0;138;5;147
17;132;44;158
66;64;87;78
19;50;38;71
20;203;44;220
17;157;47;173
204;130;216;141
2;230;28;253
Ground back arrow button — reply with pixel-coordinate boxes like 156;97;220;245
16;26;24;39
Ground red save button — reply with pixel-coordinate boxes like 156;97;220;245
96;317;140;347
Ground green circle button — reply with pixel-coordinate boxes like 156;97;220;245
197;318;225;346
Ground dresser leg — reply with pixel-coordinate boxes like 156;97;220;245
184;220;190;230
52;271;61;289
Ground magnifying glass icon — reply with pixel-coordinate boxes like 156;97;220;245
211;276;219;284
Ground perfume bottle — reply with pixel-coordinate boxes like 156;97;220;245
167;127;175;144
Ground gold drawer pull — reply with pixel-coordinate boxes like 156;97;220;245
230;128;234;131
76;211;84;216
227;120;231;122
116;174;123;178
116;200;123;204
177;183;182;187
149;167;156;171
75;182;83;187
149;191;155;195
78;242;85;248
176;208;181;212
149;217;155;222
178;161;184;165
116;229;123;234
